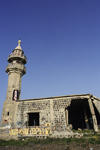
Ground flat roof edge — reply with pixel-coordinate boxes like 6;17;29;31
16;93;92;102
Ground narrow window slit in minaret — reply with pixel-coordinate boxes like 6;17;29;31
7;112;9;116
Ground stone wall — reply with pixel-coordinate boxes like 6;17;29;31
17;97;71;128
53;98;71;125
17;100;51;128
1;94;100;139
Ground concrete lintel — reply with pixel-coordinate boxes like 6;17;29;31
27;110;41;113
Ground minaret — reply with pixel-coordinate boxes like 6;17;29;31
1;40;27;125
6;40;27;101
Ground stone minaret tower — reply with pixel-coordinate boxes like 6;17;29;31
1;40;27;125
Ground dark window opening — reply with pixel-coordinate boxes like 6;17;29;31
28;113;39;126
7;112;9;116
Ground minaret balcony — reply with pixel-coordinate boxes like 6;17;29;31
7;53;27;64
6;63;26;75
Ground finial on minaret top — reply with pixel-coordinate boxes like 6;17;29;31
18;40;21;47
14;39;22;50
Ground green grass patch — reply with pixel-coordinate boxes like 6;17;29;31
0;139;25;146
0;134;100;146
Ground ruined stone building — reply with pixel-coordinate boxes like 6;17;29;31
1;40;100;137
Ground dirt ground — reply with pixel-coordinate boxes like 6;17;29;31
0;143;100;150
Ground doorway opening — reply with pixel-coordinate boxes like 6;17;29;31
67;99;93;130
28;113;39;126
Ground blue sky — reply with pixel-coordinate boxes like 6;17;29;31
0;0;100;120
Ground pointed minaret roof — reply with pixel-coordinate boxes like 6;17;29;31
15;40;22;50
